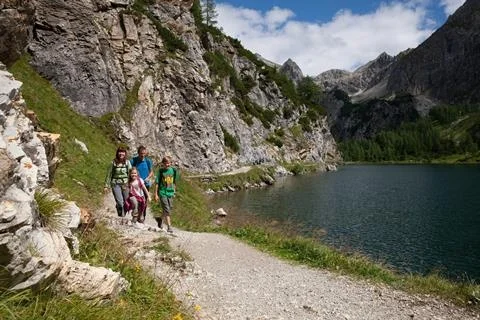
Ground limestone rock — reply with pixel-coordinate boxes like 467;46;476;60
0;65;128;300
314;52;395;96
56;261;129;301
18;0;341;173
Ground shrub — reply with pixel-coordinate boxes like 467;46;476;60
274;128;285;137
299;116;312;132
203;51;233;79
266;134;283;148
283;107;293;119
132;0;187;52
221;126;240;153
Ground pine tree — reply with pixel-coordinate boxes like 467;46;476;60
202;0;218;27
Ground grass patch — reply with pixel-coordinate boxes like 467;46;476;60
151;237;192;262
34;190;68;232
119;81;141;123
9;55;117;209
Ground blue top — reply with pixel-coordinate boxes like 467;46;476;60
130;156;153;187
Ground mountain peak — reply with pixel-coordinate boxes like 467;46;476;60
280;58;303;85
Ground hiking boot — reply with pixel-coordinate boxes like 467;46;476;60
167;226;173;233
155;217;163;229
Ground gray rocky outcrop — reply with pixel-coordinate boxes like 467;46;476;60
28;0;125;116
280;58;304;85
0;0;35;66
0;65;128;299
21;0;340;173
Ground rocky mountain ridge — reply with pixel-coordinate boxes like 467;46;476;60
1;0;340;173
314;52;395;97
315;0;480;109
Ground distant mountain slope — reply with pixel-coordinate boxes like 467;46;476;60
385;0;480;105
319;0;480;141
314;52;395;96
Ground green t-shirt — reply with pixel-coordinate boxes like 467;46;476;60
156;167;177;198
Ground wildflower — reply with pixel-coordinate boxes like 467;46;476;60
194;305;201;312
172;313;183;320
135;263;141;272
117;298;126;307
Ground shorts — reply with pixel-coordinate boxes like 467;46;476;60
160;196;173;216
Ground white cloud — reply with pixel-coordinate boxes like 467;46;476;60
440;0;466;15
216;2;436;75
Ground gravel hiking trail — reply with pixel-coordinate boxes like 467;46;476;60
99;194;479;320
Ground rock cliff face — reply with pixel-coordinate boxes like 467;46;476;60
0;0;35;66
13;0;340;173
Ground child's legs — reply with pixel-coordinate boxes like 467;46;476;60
160;196;173;226
129;196;139;220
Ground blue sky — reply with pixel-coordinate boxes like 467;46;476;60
215;0;466;75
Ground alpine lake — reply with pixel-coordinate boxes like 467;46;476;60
208;164;480;282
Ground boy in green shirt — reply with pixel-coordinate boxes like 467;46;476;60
154;156;178;233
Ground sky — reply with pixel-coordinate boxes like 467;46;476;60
215;0;466;76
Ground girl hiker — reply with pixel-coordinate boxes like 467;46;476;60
154;156;178;233
104;146;132;217
130;145;153;222
124;167;150;223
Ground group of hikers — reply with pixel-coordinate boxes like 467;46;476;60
104;145;178;233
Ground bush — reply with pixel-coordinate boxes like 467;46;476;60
203;51;232;79
221;126;240;153
133;0;187;52
299;116;312;133
266;134;283;148
283;107;293;119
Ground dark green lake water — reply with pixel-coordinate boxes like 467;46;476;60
209;165;480;281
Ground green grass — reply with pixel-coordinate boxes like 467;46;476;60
9;55;117;209
34;189;68;232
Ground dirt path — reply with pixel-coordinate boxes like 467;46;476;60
98;194;479;320
186;166;252;179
